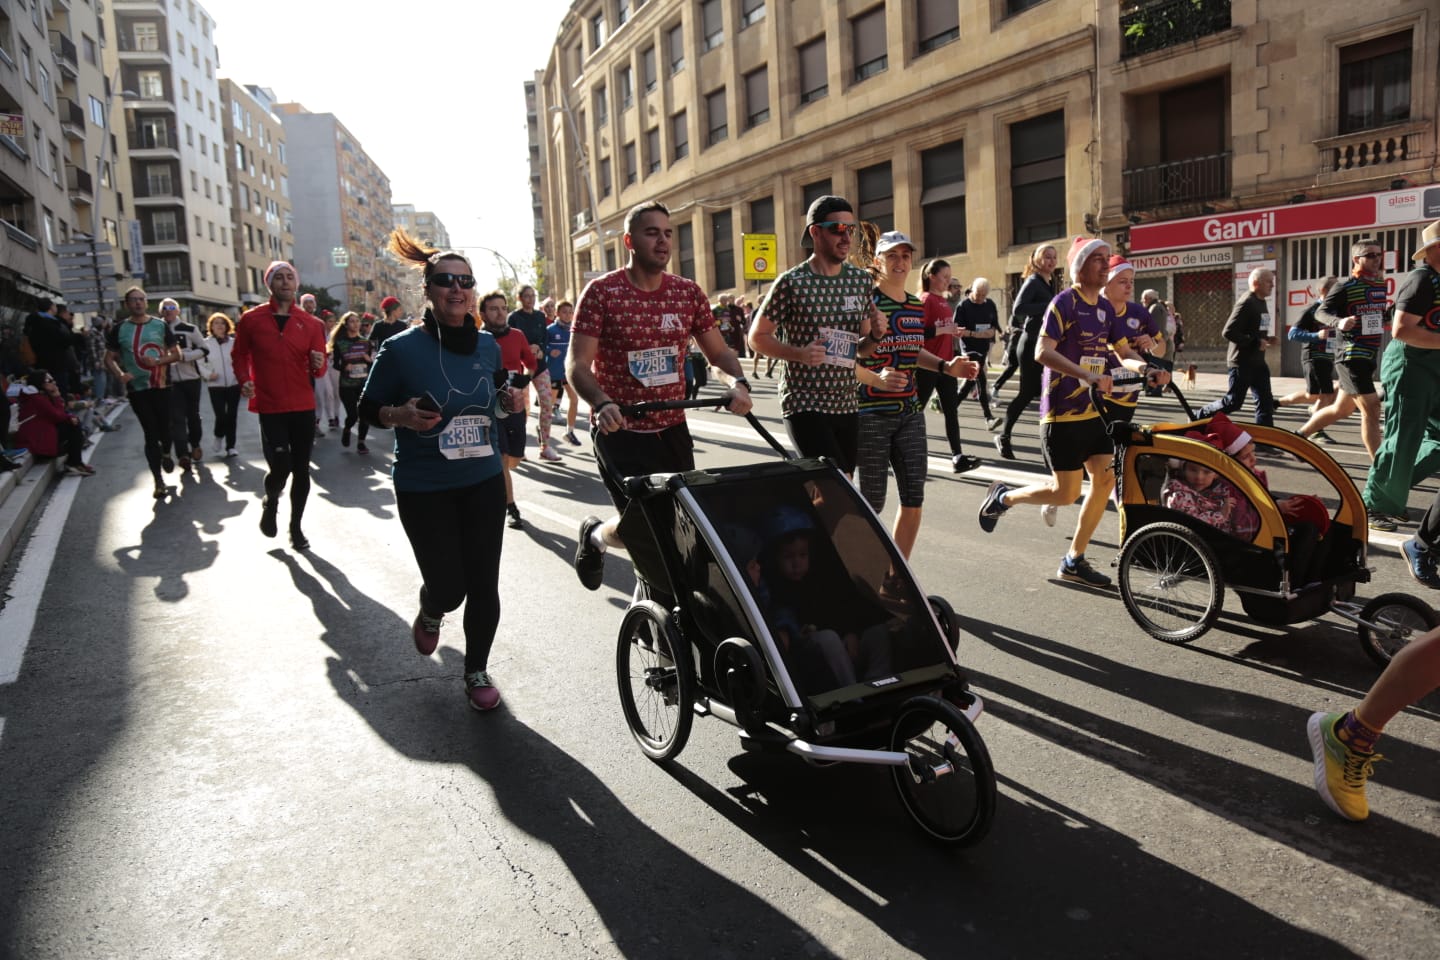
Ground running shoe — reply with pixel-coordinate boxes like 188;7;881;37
506;504;524;529
951;454;982;474
212;436;223;455
161;454;175;473
1367;512;1400;532
994;434;1015;460
1307;711;1381;822
341;425;351;447
987;417;1004;432
1040;503;1057;527
357;442;369;455
289;526;310;551
977;481;1012;532
153;481;167;499
1058;553;1112;587
564;431;581;446
225;448;238;459
539;447;563;462
61;463;95;477
191;445;203;462
465;671;501;711
1401;537;1440;588
329;417;340;430
413;611;442;656
259;499;278;538
575;515;606;590
178;456;191;470
1313;430;1336;445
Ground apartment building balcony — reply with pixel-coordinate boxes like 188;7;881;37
132;181;183;206
112;1;169;17
1120;0;1232;60
50;33;79;80
122;91;175;112
116;33;172;65
60;99;86;141
1122;152;1231;212
1315;120;1433;179
128;125;181;158
66;165;94;205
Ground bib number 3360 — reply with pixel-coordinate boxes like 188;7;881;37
439;415;493;460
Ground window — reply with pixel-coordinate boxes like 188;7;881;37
677;221;695;279
190;170;198;192
668;23;685;73
89;96;105;126
181;77;189;99
1007;0;1048;14
619;66;633;108
186;124;193;146
749;196;775;235
200;133;207;153
802;179;833;213
701;0;723;51
1339;32;1412;134
920;140;966;255
145;164;172;196
742;0;766;29
706;88;728;146
138;70;164;99
745;67;769;128
671;110;688;160
133;22;159;51
199;260;207;283
641;46;658;91
624;141;637;185
590;10;606;52
798;37;827;105
37;64;51;108
1011;110;1066;244
235;142;244;168
594;85;608;127
852;7;887;82
917;0;959;53
858;162;893;233
156;258;184;286
205;59;212;79
600;156;612;197
42;208;54;252
618;0;630;26
82;34;98;66
646;127;661;174
19;40;31;86
194;214;202;236
208;220;216;241
712;210;735;290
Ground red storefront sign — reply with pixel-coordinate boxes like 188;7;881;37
1129;196;1379;253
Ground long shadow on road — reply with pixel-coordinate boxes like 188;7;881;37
959;614;1440;908
279;549;831;959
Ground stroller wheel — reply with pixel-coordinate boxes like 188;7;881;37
714;638;767;736
1118;522;1223;644
616;601;694;762
1356;592;1440;667
927;595;961;656
890;696;996;846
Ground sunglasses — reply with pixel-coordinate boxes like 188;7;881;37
812;221;858;237
429;272;477;289
1358;252;1382;260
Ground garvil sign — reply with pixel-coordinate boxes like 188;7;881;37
1128;188;1438;254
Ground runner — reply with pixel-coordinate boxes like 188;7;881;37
360;234;516;711
914;258;971;471
546;300;582;446
233;262;329;550
1275;276;1340;443
481;291;540;528
302;294;340;437
507;285;559;462
568;200;753;591
954;277;1002;436
994;244;1061;460
976;236;1169;586
106;287;181;498
747;195;887;474
855;231;978;565
1195;267;1279;428
370;295;409;347
330;311;376;454
202;313;241;458
1099;255;1164;426
160;297;208;469
1296;239;1387;469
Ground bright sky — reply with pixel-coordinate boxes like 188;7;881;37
203;0;577;288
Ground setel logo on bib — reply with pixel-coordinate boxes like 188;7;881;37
628;346;680;386
438;414;493;460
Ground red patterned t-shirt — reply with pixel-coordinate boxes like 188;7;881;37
573;268;715;430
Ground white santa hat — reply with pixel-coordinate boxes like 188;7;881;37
1066;236;1111;279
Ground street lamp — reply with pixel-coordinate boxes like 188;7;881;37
452;242;521;290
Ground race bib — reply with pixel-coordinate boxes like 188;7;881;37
1079;355;1106;377
1358;304;1385;336
973;323;991;332
344;363;368;379
1257;312;1272;335
438;414;493;460
934;317;958;337
1314;337;1329;354
627;347;680;387
819;327;860;368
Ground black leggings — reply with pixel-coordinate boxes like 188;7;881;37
999;330;1044;442
957;362;993;420
208;385;241;449
915;369;963;456
396;473;507;673
128;387;172;483
259;410;316;528
169;377;203;456
992;331;1023;392
339;384;369;443
783;412;859;475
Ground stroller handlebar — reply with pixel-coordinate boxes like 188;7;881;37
616;396;795;460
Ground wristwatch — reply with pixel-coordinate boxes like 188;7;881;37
732;377;751;390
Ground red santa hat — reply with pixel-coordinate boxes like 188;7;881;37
1107;255;1135;283
1207;412;1253;456
1067;236;1111;279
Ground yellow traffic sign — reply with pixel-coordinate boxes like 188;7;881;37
743;233;777;281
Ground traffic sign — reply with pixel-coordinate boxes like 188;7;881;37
743;233;777;281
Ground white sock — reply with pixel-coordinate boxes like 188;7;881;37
589;527;609;553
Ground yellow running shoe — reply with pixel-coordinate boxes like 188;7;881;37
1308;711;1382;822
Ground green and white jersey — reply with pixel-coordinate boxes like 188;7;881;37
758;260;873;417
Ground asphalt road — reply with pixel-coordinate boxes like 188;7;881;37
1;374;1437;959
